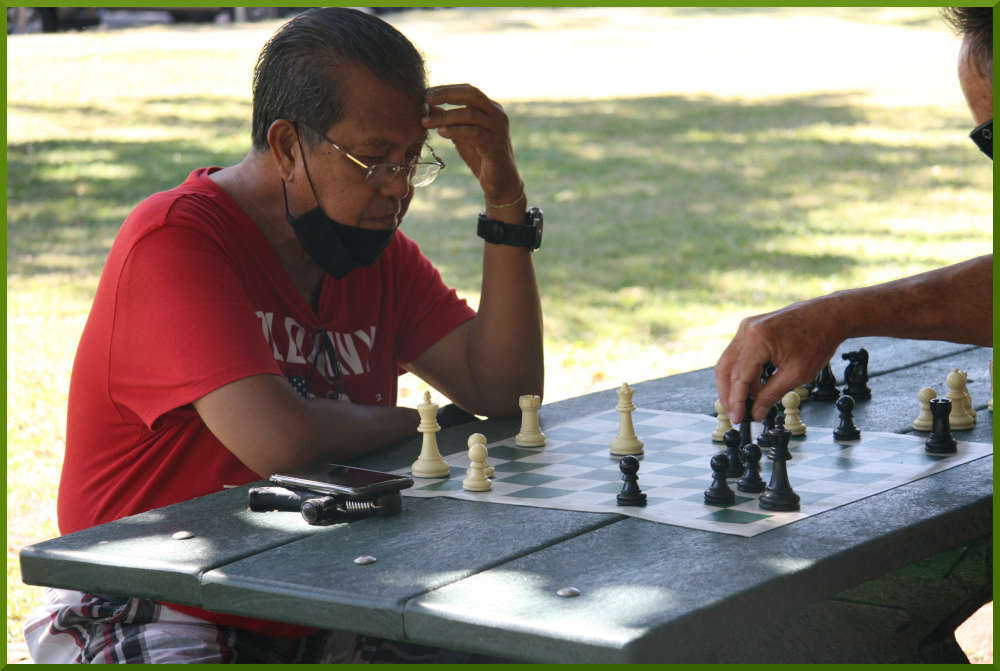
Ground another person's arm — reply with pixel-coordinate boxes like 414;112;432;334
715;254;992;423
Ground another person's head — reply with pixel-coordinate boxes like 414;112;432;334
250;8;427;152
942;7;992;128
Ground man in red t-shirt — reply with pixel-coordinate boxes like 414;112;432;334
27;7;541;663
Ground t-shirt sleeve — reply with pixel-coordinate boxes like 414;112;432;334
109;224;282;429
393;234;475;364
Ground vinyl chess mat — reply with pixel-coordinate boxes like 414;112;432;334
393;409;993;537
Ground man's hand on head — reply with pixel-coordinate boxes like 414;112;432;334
422;84;523;208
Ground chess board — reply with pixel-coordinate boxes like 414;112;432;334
393;409;993;537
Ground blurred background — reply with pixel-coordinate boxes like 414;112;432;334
6;6;992;663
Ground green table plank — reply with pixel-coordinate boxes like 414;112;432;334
199;497;615;639
19;485;328;606
403;453;992;662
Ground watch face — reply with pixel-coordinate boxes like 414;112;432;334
529;207;543;250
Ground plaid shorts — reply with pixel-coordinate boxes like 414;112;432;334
25;588;511;664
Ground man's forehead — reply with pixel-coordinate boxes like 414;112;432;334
355;133;428;151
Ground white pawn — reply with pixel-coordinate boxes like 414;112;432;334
989;360;993;412
959;368;977;422
610;383;643;456
411;391;450;478
469;432;494;478
781;391;806;436
711;399;733;442
945;368;975;430
793;384;810;402
515;394;546;447
912;387;936;431
462;435;492;491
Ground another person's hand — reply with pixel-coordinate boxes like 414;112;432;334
422;84;523;207
715;296;849;424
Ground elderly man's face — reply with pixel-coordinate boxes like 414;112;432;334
302;64;427;230
958;34;992;125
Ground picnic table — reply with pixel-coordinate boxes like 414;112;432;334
21;337;993;662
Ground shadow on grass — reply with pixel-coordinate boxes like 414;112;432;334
8;91;982;340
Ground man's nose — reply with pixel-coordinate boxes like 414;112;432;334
376;169;413;199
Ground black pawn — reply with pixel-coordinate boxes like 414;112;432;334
722;428;744;477
833;395;861;441
616;455;647;506
760;361;776;386
739;397;754;450
773;413;792;459
758;425;800;511
705;453;736;505
737;442;765;493
811;361;840;401
757;403;779;447
925;397;958;454
841;348;872;400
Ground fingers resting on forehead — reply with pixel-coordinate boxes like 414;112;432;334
425;84;502;112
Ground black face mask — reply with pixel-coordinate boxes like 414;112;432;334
970;119;992;159
281;179;396;279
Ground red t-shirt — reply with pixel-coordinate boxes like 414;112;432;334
59;167;475;635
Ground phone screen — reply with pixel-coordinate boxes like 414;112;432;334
269;464;413;497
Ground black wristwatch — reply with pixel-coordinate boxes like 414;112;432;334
477;207;543;251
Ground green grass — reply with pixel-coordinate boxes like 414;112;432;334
5;7;992;662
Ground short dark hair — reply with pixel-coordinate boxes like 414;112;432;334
251;8;426;151
941;7;993;80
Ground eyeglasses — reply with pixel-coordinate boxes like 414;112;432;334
970;119;992;159
298;123;445;188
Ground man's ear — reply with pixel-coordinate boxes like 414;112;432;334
267;119;300;181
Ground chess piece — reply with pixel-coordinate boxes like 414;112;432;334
616;456;646;506
810;361;840;401
912;387;936;431
841;348;872;400
781;391;806;436
989;360;993;412
757;403;778;447
760;361;776;386
469;432;493;478
739;396;754;449
712;399;733;442
833;395;861;442
610;383;644;455
758;425;800;511
945;368;975;430
411;391;450;478
773;413;792;459
462;435;492;491
736;442;765;493
925;397;958;454
704;453;735;505
793;384;810;402
722;428;744;478
515;394;546;446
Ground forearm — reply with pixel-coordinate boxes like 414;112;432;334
833;254;992;345
465;239;545;416
716;254;993;422
195;374;420;476
285;400;420;470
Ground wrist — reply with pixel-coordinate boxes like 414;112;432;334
484;180;526;210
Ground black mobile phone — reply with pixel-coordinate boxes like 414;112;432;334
269;464;413;498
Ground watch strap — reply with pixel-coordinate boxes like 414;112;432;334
477;208;542;250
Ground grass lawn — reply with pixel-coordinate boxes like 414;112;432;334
5;7;992;662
